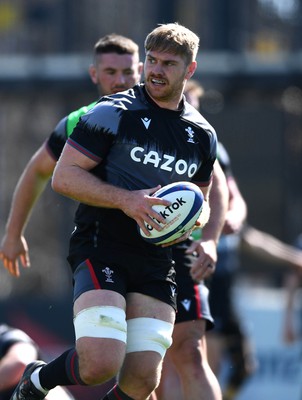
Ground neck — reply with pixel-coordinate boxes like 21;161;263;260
145;87;183;110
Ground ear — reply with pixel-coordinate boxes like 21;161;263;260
89;64;98;84
138;61;144;76
185;61;197;80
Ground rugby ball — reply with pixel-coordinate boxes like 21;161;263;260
139;181;204;245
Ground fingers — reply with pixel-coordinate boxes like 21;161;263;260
190;261;215;281
0;251;29;277
147;185;162;196
1;256;20;277
20;253;30;268
137;216;163;237
136;190;172;236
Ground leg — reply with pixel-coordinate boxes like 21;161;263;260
156;320;222;400
73;288;127;385
154;352;182;400
206;330;225;376
10;289;127;400
107;292;175;400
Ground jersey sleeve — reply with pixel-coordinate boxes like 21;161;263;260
67;100;120;162
46;116;68;161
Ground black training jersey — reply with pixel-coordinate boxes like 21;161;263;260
67;84;217;256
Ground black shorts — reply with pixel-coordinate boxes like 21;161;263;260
69;242;177;311
172;240;214;330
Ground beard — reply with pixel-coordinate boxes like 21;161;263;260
145;75;185;104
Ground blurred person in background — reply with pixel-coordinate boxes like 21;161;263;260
184;79;302;400
205;141;255;400
186;80;253;400
0;324;74;400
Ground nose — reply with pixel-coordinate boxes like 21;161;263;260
115;73;126;85
151;62;164;75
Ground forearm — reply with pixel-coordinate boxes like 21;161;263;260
202;163;228;243
4;144;54;239
52;163;132;210
5;168;50;238
242;226;302;269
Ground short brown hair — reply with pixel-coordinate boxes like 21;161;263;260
144;23;199;65
94;34;139;58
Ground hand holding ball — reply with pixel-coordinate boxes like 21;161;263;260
139;181;204;245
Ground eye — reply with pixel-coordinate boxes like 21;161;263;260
105;69;116;75
147;57;156;64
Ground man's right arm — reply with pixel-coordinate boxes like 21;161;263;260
0;143;56;277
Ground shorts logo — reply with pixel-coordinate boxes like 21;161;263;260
171;286;176;297
102;267;114;283
181;299;191;311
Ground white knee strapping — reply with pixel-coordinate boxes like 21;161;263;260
74;306;127;343
126;317;173;358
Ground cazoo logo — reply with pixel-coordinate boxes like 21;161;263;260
130;147;198;177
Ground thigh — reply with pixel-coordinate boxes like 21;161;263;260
119;293;176;394
74;288;125;315
172;319;206;346
126;292;175;323
74;289;127;372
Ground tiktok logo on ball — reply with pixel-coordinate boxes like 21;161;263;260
146;197;186;232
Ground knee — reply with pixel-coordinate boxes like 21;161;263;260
120;361;160;396
136;368;159;394
79;363;117;385
77;339;125;385
170;337;204;370
78;350;121;385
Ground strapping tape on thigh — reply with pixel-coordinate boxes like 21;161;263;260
126;317;173;358
74;306;127;343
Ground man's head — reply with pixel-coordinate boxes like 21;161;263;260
89;33;143;96
143;23;199;109
144;23;199;66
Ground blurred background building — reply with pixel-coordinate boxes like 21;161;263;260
0;0;302;398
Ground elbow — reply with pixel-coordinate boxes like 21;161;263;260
51;167;66;195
